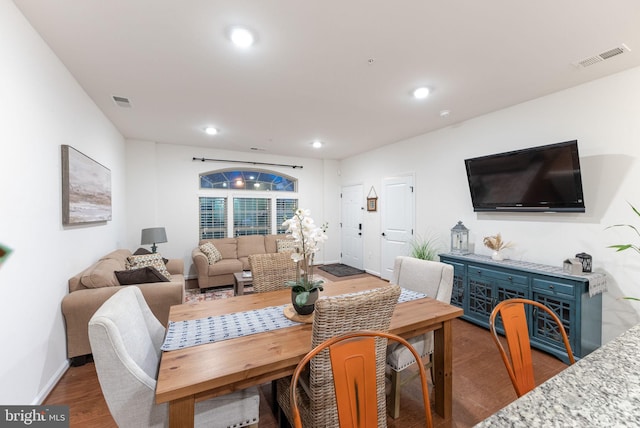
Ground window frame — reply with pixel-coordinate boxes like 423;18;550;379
198;190;299;238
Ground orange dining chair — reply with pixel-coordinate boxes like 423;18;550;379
289;330;433;428
277;286;401;426
489;298;575;397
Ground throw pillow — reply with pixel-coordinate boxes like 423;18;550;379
276;239;297;253
127;253;171;280
133;247;169;264
115;266;170;285
133;247;151;255
200;242;223;264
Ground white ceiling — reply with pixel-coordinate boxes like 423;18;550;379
14;1;640;160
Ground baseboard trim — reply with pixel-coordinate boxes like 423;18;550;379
365;268;381;278
33;359;69;405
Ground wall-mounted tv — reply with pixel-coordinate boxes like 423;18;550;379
465;140;585;213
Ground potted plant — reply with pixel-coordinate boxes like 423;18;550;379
483;233;514;261
607;202;640;300
409;234;440;261
282;208;328;314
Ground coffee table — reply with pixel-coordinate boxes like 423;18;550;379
233;271;252;295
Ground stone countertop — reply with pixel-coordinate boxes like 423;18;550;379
474;323;640;427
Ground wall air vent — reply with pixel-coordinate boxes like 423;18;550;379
112;95;132;108
574;44;630;68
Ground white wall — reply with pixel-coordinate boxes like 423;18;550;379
125;142;341;275
0;1;126;404
340;66;640;343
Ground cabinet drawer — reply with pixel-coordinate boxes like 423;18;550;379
532;278;574;296
468;265;528;285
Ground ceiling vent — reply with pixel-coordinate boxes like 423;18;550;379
574;44;630;68
112;95;132;108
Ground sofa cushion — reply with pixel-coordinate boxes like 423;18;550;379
208;259;243;275
81;258;122;288
127;253;171;280
237;235;267;258
99;249;132;266
115;266;170;285
276;239;297;253
200;242;223;264
133;247;168;263
264;234;280;253
201;238;238;259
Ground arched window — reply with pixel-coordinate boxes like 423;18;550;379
200;169;297;192
198;169;298;239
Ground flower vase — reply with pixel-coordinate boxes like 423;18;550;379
291;288;319;315
491;250;504;261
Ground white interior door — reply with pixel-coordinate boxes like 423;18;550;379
380;175;414;280
341;184;364;269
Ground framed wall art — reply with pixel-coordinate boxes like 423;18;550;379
61;145;112;225
367;186;378;212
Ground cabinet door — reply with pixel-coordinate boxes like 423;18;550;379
467;269;495;325
531;278;576;360
449;260;465;309
492;279;530;332
467;265;529;326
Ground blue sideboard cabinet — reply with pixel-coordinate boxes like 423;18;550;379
439;253;603;362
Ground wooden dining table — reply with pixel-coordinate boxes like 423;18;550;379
155;276;463;427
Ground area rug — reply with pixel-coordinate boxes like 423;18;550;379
183;274;330;303
319;263;365;277
184;286;253;303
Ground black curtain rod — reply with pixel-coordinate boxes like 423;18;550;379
192;157;303;169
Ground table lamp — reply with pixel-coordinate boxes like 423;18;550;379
141;227;167;253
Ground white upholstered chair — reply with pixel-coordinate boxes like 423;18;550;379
386;256;454;419
88;286;260;428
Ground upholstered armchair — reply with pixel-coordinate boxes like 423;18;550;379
88;287;260;428
386;256;453;418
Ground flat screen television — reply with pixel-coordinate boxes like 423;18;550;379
464;140;585;213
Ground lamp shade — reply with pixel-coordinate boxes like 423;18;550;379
141;227;167;253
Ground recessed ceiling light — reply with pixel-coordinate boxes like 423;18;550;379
440;110;451;118
230;27;254;48
204;127;218;135
413;87;430;99
312;140;323;149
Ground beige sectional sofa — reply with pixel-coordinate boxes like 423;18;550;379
62;249;185;365
192;234;293;288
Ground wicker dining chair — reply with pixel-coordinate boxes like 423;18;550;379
290;331;433;428
248;252;298;293
489;298;575;397
277;285;402;428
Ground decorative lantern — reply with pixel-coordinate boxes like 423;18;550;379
450;221;470;255
575;252;592;273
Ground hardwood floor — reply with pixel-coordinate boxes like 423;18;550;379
45;270;568;427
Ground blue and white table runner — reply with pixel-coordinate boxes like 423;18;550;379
161;288;427;351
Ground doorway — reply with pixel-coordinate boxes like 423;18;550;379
340;184;364;269
380;175;414;280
